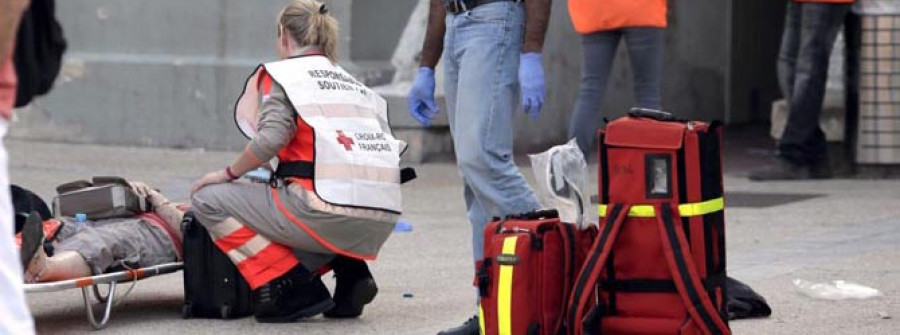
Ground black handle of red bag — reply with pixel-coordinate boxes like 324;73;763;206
505;209;559;220
628;108;686;123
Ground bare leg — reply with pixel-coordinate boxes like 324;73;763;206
24;249;91;283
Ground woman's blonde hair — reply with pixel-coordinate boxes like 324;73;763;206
279;0;339;63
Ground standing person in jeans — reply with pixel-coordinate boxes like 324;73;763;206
407;0;550;334
0;0;35;333
567;0;667;158
750;0;854;181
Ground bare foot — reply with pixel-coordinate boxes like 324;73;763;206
24;246;49;283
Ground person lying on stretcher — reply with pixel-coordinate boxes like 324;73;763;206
18;182;184;283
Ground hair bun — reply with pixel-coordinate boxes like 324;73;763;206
319;3;328;14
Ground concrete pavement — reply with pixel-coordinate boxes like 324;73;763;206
9;137;900;334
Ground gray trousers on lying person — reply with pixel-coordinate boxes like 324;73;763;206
54;217;178;275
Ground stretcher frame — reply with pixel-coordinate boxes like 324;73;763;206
24;262;183;330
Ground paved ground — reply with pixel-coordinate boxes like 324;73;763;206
9;132;900;334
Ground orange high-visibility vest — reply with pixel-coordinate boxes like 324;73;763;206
568;0;667;34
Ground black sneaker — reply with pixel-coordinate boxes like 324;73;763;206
19;211;44;271
748;157;810;181
437;315;479;335
323;257;378;318
254;265;335;323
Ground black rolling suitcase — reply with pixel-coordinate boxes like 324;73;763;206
181;211;254;319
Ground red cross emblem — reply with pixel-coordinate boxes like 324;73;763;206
336;130;354;151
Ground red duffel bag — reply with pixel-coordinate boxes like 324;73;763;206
566;109;730;335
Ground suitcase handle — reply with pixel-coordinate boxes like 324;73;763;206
628;108;685;123
505;209;559;220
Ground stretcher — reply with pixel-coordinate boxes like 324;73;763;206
24;262;183;330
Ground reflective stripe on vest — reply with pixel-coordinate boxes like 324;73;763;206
598;197;724;218
498;236;518;335
235;56;404;214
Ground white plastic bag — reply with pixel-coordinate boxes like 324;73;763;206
529;139;591;228
793;279;883;300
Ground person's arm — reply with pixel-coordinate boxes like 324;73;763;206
0;0;30;58
522;0;551;53
239;83;295;172
129;182;184;239
191;84;295;193
419;0;446;68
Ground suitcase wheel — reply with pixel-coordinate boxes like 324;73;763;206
182;302;193;319
220;305;231;319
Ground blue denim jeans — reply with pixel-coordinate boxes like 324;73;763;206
568;28;665;158
777;2;850;165
443;1;540;262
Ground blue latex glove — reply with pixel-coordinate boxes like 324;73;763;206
407;67;440;127
519;53;545;121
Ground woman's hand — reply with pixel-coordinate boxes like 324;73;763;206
191;170;232;194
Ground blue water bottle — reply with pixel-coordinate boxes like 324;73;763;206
74;213;87;232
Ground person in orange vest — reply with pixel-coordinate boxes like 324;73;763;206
191;0;406;323
750;0;855;181
567;0;667;157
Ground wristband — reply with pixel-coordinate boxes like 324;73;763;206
225;166;239;180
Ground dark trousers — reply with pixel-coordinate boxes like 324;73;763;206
568;28;664;158
778;2;851;165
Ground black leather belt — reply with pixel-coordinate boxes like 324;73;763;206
443;0;520;14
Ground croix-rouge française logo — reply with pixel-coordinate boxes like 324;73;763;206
336;130;354;151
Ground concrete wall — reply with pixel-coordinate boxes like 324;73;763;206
11;0;785;157
12;0;294;150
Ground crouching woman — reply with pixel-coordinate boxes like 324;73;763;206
190;0;406;324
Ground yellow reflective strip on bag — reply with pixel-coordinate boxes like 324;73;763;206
598;197;724;218
598;204;656;218
677;197;725;216
629;205;657;217
478;303;486;335
598;204;608;217
497;236;518;335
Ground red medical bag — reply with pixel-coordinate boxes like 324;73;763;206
477;210;596;335
566;109;730;335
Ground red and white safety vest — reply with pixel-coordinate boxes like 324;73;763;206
234;55;405;214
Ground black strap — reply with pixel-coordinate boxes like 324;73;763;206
628;108;687;123
477;258;492;297
400;167;417;184
275;161;314;179
505;209;559;220
276;162;417;185
442;0;518;14
658;205;728;335
556;223;578;333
